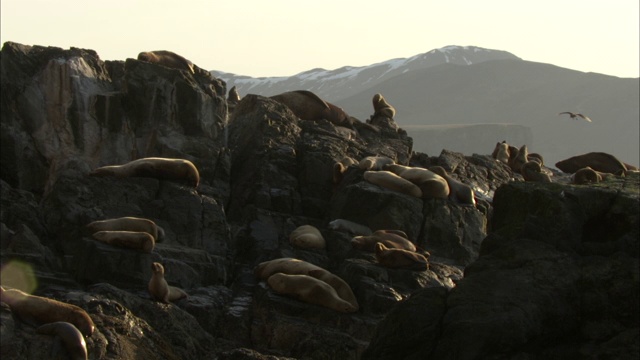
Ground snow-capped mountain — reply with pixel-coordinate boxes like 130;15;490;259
211;46;521;102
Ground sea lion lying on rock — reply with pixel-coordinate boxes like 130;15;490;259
90;157;200;187
374;243;429;271
328;219;372;236
556;152;628;175
91;231;155;253
383;164;449;199
352;230;417;252
36;321;88;360
255;257;359;310
137;50;195;74
358;156;395;171
266;273;358;313
0;287;95;337
571;166;606;184
363;170;423;198
520;161;552;183
289;225;325;249
86;217;164;243
428;166;476;205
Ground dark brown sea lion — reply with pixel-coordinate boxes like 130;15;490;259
137;50;195;74
555;152;628;175
270;90;353;128
0;287;95;337
148;262;188;303
90;157;200;187
328;219;372;236
36;321;88;360
374;243;429;271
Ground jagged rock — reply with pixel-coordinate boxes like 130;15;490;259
2;41;637;359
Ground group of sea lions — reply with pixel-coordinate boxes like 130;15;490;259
352;230;430;271
331;154;477;206
491;141;637;185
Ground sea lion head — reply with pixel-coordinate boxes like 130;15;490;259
151;262;165;275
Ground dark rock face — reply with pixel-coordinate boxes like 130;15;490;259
1;41;638;359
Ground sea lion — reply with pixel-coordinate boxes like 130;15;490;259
328;219;372;236
428;166;476;205
289;225;325;249
374;243;429;271
270;90;354;129
520;161;552;183
91;231;155;253
333;156;358;184
383;164;449;199
358;156;395;171
508;144;529;173
363;170;423;198
528;153;544;166
148;262;188;303
555;152;628;175
90;157;200;187
86;217;164;243
227;86;241;103
491;141;510;164
36;321;88;360
137;50;195;74
351;230;417;252
372;93;396;118
572;166;603;184
0;287;95;337
266;273;357;313
253;257;359;310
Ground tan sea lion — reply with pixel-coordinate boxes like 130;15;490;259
383;164;449;199
148;262;188;303
227;86;241;103
555;152;628;175
528;153;544;166
363;170;423;198
508;144;529;173
520;161;552;183
374;243;429;271
428;166;476;205
91;230;155;253
328;219;372;235
0;287;95;337
137;50;195;74
86;217;164;243
572;166;603;184
289;225;325;249
270;90;355;129
372;93;396;118
90;157;200;187
352;230;416;252
266;273;357;313
36;321;88;360
491;141;510;164
358;156;395;171
253;257;358;310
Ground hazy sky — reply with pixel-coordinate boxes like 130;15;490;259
1;0;638;78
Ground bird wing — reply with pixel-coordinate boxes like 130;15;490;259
577;113;592;122
558;112;573;116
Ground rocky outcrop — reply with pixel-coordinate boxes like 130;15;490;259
1;41;637;360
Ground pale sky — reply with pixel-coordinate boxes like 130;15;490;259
1;0;638;78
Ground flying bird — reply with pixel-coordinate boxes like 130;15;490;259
559;112;592;122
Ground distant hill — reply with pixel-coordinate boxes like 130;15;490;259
212;46;640;167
